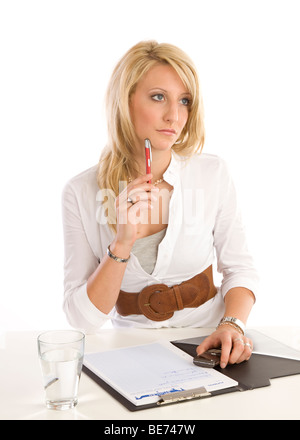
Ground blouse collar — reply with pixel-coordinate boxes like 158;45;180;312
162;150;184;186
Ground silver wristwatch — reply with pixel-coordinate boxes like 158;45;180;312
107;245;130;263
218;316;246;335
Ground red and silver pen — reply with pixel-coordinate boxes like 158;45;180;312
145;138;152;183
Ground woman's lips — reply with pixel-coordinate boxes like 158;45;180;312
157;129;176;136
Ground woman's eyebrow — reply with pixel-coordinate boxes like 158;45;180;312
148;87;191;97
148;87;168;93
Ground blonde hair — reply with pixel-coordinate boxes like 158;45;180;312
97;40;205;230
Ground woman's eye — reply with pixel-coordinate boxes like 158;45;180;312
180;97;190;106
151;94;164;102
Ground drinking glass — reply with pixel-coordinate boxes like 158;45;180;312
37;330;85;410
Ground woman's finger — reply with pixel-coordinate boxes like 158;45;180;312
219;333;233;368
126;200;155;224
124;173;154;194
244;338;253;360
118;183;158;206
126;190;158;205
234;337;253;363
196;334;221;356
228;337;246;365
229;337;253;364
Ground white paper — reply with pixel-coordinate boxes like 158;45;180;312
247;330;300;360
84;341;238;406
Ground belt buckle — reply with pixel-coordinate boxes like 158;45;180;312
138;284;174;322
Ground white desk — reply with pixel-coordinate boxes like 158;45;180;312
1;327;300;420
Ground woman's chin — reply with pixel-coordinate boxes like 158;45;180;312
151;138;175;152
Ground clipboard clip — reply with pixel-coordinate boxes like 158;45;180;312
157;387;211;406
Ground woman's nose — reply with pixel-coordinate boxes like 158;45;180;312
163;101;179;123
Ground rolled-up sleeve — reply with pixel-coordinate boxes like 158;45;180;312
213;160;259;299
62;182;110;332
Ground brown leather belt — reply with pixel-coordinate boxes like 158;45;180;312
116;265;217;322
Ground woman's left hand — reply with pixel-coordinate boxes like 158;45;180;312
196;325;253;369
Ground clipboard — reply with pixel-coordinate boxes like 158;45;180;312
82;333;300;412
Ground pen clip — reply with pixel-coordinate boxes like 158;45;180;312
145;138;152;162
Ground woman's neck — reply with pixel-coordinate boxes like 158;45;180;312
135;147;172;181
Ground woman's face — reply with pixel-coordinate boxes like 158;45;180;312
129;64;191;152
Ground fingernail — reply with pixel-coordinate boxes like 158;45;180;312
220;362;226;369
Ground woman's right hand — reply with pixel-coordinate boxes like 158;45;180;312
87;174;158;313
113;173;159;251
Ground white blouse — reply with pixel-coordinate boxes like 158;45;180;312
62;152;259;333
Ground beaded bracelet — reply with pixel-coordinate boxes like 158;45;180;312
217;321;244;335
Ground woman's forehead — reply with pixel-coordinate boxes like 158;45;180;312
135;64;189;95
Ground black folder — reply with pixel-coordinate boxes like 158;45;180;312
83;333;300;412
172;336;300;392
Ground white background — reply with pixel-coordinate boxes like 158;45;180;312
1;0;299;334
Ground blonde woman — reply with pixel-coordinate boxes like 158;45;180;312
62;41;259;368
